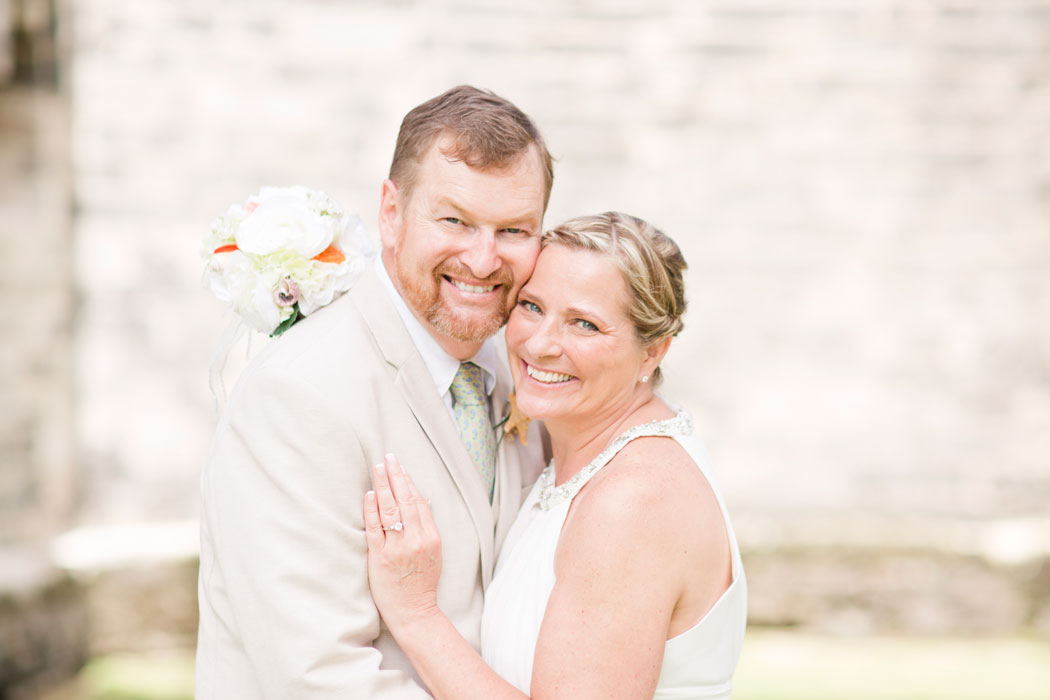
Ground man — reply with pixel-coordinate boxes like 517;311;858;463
196;86;553;699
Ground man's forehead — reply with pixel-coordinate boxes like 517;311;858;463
425;135;541;180
417;151;544;218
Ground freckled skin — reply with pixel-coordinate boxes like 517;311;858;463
378;138;547;360
506;245;650;433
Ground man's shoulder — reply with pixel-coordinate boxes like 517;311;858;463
240;292;389;390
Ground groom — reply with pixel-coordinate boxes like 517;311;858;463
196;86;553;699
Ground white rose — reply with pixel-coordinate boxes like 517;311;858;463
335;213;375;261
230;267;287;334
204;249;286;333
201;204;245;259
203;186;375;335
297;214;375;315
236;188;334;259
202;248;251;303
234;276;287;334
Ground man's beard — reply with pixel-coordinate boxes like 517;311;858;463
397;258;513;343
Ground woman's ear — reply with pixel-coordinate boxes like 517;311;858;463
641;336;672;378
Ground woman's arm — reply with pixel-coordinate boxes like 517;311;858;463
528;439;703;698
528;437;732;698
364;440;727;700
364;455;528;700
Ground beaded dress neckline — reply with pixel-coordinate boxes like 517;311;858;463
535;409;693;511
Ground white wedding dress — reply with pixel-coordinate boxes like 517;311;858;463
480;410;747;699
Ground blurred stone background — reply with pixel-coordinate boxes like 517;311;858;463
2;0;1049;695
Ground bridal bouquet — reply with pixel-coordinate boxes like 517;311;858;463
202;186;374;336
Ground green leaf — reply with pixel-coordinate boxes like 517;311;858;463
270;304;302;338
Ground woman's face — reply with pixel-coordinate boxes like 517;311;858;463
505;244;653;425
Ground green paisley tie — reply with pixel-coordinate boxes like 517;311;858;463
450;362;496;501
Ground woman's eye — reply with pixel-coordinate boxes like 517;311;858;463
573;319;598;332
518;300;541;314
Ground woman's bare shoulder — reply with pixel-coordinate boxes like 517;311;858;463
589;436;709;508
560;436;718;554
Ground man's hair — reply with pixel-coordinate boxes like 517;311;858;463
389;86;554;209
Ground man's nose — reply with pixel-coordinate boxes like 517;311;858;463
460;229;500;279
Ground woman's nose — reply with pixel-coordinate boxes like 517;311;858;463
525;320;562;359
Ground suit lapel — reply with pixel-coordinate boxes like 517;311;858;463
394;355;497;577
351;267;496;585
490;343;524;563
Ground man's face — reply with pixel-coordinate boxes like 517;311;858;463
379;137;547;358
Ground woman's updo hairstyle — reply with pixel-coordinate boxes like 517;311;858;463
541;212;687;384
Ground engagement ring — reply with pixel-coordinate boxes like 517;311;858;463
383;522;404;532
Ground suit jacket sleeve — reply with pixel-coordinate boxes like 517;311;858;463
201;363;432;700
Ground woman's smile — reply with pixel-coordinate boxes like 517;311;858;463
506;245;650;425
522;361;576;385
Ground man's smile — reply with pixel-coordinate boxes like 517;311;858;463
446;277;497;295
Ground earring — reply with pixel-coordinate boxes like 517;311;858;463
641;375;649;383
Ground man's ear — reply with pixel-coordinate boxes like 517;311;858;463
377;179;401;250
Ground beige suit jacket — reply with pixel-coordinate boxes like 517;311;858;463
196;266;546;699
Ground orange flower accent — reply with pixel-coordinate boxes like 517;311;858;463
503;392;531;445
213;244;238;254
313;245;345;264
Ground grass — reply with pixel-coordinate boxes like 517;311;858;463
57;631;1050;699
734;630;1050;700
72;651;195;700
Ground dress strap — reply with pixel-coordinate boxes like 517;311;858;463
536;409;693;511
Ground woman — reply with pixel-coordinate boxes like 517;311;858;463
363;212;746;699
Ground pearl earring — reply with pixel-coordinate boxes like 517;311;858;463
641;375;649;383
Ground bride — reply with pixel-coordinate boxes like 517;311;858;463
363;212;746;699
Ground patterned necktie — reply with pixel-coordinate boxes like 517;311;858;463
450;361;496;501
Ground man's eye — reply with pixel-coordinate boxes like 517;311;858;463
443;217;462;225
502;227;526;235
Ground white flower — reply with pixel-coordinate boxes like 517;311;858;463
201;204;245;259
236;188;334;258
297;213;372;315
203;249;286;333
202;186;375;336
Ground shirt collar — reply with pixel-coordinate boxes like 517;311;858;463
373;255;498;397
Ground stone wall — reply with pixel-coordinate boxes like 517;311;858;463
745;546;1050;636
11;1;1047;693
69;0;1050;543
0;25;71;544
0;2;81;693
0;0;60;85
0;1;10;82
0;549;86;696
3;7;1050;693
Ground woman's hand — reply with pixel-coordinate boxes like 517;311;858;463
363;453;443;632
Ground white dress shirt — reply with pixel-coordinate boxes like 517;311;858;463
373;255;499;420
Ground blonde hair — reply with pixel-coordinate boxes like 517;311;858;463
542;212;687;383
389;85;554;209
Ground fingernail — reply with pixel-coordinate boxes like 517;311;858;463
375;463;385;474
366;490;375;499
